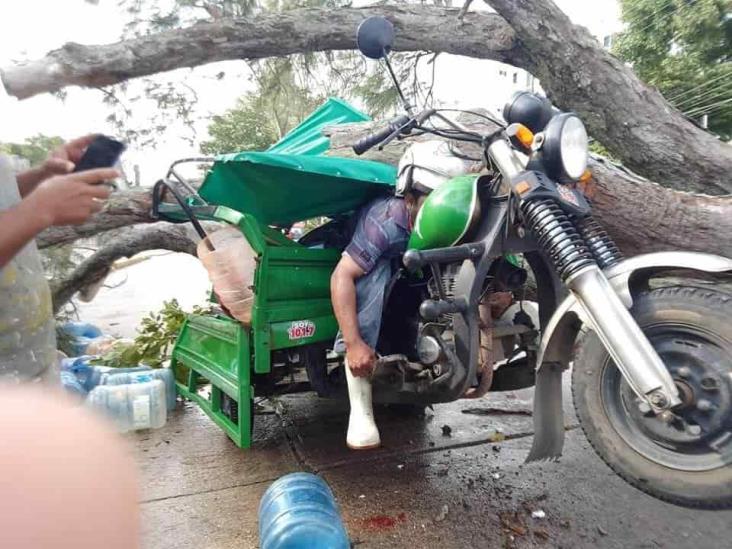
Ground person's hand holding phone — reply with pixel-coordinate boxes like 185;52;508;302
26;168;119;227
40;134;100;177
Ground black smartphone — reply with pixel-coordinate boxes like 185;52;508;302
73;136;126;173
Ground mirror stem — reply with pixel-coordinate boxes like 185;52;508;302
382;51;413;116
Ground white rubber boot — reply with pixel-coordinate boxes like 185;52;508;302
345;361;381;450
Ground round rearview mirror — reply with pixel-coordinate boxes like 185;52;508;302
356;16;395;60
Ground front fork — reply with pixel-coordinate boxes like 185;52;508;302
521;196;681;410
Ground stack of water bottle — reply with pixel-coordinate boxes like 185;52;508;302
59;322;176;433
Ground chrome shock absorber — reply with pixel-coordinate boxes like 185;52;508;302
573;215;623;270
520;198;596;280
521;197;680;407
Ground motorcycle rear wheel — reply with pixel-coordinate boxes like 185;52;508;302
572;286;732;508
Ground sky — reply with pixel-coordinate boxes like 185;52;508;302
0;0;622;182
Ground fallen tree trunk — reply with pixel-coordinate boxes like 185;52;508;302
3;3;730;194
0;6;519;99
324;119;732;257
51;222;217;312
48;118;731;308
482;0;732;194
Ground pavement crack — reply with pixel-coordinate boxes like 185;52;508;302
139;476;277;505
316;424;580;473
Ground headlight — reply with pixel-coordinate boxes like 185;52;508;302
542;113;588;182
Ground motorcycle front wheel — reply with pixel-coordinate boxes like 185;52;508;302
572;286;732;508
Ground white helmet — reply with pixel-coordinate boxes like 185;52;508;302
396;140;475;197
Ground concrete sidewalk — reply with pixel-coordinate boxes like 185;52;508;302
133;390;732;549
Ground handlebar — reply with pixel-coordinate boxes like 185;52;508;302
352;114;410;155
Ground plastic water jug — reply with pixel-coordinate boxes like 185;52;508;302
197;226;256;324
86;379;167;432
59;322;103;356
61;356;151;392
258;473;349;549
101;368;176;411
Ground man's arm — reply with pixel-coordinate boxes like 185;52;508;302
15;135;98;197
0;168;117;268
0;200;50;267
330;255;376;377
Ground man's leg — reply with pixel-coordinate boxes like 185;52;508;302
345;358;380;449
343;260;391;450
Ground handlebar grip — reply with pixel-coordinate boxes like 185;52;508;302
352;115;410;155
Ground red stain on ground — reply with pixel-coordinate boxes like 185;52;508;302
362;513;407;530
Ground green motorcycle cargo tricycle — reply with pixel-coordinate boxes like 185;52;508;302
153;97;542;448
150;16;732;510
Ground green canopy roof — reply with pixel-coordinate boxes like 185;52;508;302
198;98;396;226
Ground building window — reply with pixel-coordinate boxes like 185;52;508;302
603;35;613;49
513;72;518;84
499;69;507;77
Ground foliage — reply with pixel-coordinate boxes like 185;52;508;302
201;95;279;153
93;299;211;368
201;59;325;153
0;135;64;166
614;0;732;139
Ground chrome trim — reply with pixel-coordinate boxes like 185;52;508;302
605;252;732;307
568;265;680;406
538;252;732;369
488;138;526;179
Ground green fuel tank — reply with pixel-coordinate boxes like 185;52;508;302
408;174;481;251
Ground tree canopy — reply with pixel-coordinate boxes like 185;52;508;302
614;0;732;139
0;135;64;166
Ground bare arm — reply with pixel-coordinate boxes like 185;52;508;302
15;167;51;197
15;134;99;197
331;255;366;347
0;168;117;268
0;200;50;267
330;254;376;376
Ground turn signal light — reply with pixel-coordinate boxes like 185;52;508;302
514;124;535;148
579;169;592;182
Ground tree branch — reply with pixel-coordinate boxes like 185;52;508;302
36;188;153;249
324;118;732;258
51;222;217;312
481;0;732;194
0;6;520;99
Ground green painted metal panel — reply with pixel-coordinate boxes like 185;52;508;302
266;97;370;156
199;153;396;226
408;174;480;251
269;314;339;350
171;314;253;448
197;98;395;226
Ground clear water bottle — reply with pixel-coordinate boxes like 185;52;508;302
258;473;349;549
100;368;176;411
86;379;167;432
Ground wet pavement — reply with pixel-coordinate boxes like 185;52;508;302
133;387;732;549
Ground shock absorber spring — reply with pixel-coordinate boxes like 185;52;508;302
573;215;623;270
520;198;595;281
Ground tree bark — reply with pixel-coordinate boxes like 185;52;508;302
2;3;730;194
324;119;732;258
0;6;520;98
481;0;732;195
37;188;152;249
51;222;216;312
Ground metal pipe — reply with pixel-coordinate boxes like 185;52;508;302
488;138;526;179
567;265;681;408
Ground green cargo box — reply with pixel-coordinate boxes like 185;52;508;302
169;99;396;448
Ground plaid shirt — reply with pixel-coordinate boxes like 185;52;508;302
334;196;409;352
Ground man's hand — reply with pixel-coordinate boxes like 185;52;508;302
41;134;99;177
25;168;118;227
346;339;376;378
